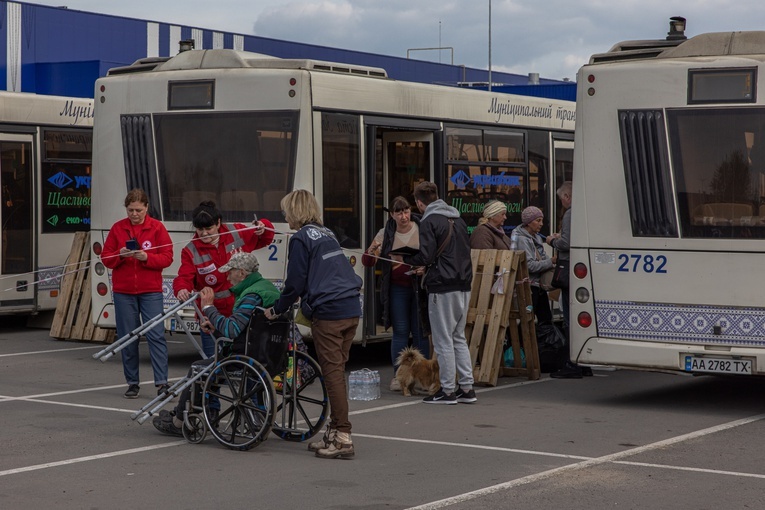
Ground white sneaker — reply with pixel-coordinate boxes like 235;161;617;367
389;378;401;391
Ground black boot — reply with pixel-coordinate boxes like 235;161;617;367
550;361;583;379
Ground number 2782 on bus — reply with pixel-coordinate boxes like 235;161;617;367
617;253;667;274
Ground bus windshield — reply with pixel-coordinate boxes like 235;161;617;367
152;110;298;222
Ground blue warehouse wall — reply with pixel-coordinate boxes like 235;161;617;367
1;1;574;99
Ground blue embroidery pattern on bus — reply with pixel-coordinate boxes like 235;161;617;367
596;300;765;346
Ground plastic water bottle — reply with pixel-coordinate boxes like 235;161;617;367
348;371;360;400
371;370;381;399
363;370;372;400
362;369;374;400
510;230;519;250
349;369;380;400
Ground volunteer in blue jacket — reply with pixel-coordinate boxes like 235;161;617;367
265;189;362;460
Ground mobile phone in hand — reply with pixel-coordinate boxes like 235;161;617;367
125;239;139;251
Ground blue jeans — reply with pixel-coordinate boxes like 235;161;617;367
390;283;428;374
114;292;169;387
201;330;215;358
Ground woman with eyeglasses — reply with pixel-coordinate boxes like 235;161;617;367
101;188;174;399
362;196;428;392
173;201;274;357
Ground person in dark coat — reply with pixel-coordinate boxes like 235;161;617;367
395;182;477;405
265;189;362;460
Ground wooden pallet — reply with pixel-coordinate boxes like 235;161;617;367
50;232;115;343
466;249;540;386
499;252;540;381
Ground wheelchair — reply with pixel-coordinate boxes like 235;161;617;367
132;306;329;451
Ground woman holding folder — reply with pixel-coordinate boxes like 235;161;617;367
362;196;428;391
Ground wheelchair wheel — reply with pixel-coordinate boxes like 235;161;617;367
203;356;275;451
183;414;206;444
271;351;329;442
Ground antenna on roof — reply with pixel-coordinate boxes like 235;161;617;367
178;39;195;53
667;16;687;41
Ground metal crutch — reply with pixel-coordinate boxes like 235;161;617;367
132;358;216;424
92;293;201;362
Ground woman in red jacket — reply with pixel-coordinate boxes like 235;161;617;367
173;201;274;357
101;189;174;399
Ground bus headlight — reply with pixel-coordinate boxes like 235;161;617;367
575;287;590;303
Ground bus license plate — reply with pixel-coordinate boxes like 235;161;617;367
171;319;200;333
684;356;753;375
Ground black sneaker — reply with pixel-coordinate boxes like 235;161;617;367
124;384;140;399
152;415;183;437
455;387;477;403
423;389;457;405
157;384;170;397
550;362;584;379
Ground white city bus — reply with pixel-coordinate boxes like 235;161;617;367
0;92;93;315
89;49;575;341
571;18;765;375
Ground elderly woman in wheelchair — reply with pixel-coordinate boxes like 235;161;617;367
144;251;328;451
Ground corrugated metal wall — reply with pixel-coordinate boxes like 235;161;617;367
0;1;574;99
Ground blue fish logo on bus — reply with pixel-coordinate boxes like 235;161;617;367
450;170;521;189
48;171;74;189
47;172;91;190
450;170;471;189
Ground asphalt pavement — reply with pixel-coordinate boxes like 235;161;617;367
2;321;765;510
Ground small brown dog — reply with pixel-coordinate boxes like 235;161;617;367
395;347;440;396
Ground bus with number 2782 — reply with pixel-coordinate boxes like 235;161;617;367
571;18;765;376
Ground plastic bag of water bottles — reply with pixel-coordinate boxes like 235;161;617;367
348;368;380;401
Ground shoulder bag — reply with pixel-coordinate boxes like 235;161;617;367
551;259;569;289
535;241;555;291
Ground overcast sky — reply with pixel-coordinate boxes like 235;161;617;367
28;0;765;82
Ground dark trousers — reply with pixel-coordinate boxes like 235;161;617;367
312;317;358;434
531;286;553;325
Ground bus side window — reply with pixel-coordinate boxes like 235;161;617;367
321;112;361;249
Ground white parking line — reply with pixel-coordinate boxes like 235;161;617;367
614;460;765;479
350;378;553;415
1;397;137;413
0;442;184;477
404;413;765;510
355;433;591;461
0;377;185;402
0;345;100;357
